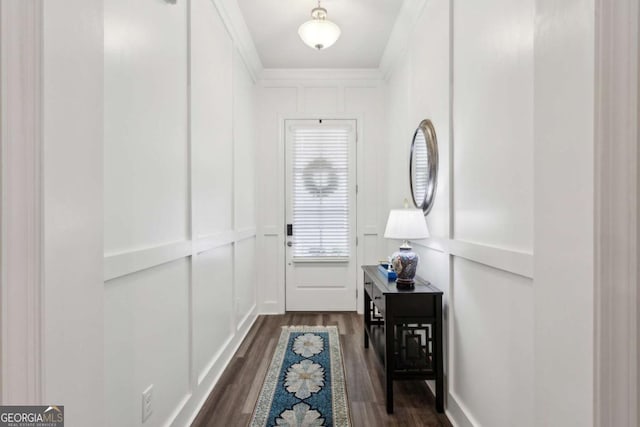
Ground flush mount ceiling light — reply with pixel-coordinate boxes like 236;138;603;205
298;0;341;50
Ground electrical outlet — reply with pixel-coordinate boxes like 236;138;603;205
142;385;153;422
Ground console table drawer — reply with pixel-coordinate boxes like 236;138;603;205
364;279;373;297
392;294;436;317
372;284;385;314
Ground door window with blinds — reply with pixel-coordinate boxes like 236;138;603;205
288;122;353;261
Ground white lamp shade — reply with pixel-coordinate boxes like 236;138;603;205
298;19;341;50
384;209;430;240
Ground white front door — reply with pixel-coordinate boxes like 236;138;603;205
285;119;357;311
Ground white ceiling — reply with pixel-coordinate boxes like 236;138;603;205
237;0;403;69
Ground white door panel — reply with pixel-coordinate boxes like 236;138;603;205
285;119;357;311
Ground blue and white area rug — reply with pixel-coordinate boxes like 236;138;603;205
250;325;351;427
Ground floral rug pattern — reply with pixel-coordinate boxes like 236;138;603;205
250;326;351;427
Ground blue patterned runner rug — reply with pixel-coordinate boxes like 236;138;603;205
250;325;351;427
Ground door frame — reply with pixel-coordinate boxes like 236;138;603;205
0;0;45;404
593;0;639;425
283;118;358;311
276;113;365;313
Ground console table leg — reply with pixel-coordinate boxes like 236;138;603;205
385;318;395;414
435;299;444;413
436;374;444;413
363;281;371;349
385;380;394;414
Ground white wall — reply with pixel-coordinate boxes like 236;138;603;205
254;70;387;314
42;0;104;424
104;0;256;425
533;0;595;425
385;0;534;426
386;0;602;426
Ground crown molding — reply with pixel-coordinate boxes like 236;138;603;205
211;0;263;82
378;0;427;80
259;68;383;83
214;0;424;84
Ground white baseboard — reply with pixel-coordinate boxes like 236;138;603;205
423;381;475;427
260;301;284;314
169;307;259;427
446;391;479;427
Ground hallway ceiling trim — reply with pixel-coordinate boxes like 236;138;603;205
212;0;264;81
237;0;404;70
217;0;427;80
259;68;382;81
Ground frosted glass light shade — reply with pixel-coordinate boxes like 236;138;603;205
384;209;430;240
298;19;341;50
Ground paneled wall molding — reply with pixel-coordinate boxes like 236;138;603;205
104;228;257;281
0;0;44;404
104;1;257;425
413;238;534;279
379;0;427;80
169;308;258;427
261;226;280;236
594;0;639;425
210;0;262;81
412;237;449;253
197;333;234;386
362;226;379;236
195;231;236;253
235;227;258;242
104;241;192;282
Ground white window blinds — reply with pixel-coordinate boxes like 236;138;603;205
292;126;350;259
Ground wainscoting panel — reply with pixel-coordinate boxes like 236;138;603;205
235;237;257;326
192;244;234;385
104;0;189;254
344;87;387;232
303;87;339;113
363;234;381;266
104;0;258;425
259;234;285;312
191;0;234;237
452;0;534;253
104;259;190;427
451;257;534;427
233;47;256;231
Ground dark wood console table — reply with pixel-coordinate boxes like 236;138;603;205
362;265;444;414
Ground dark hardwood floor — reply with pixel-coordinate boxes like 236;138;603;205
191;313;452;427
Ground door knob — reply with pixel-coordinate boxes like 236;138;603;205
287;241;293;247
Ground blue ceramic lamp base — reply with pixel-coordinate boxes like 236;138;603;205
390;241;419;290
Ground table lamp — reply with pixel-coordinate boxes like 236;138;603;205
383;204;430;289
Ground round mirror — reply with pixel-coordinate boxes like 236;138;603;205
410;119;439;215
